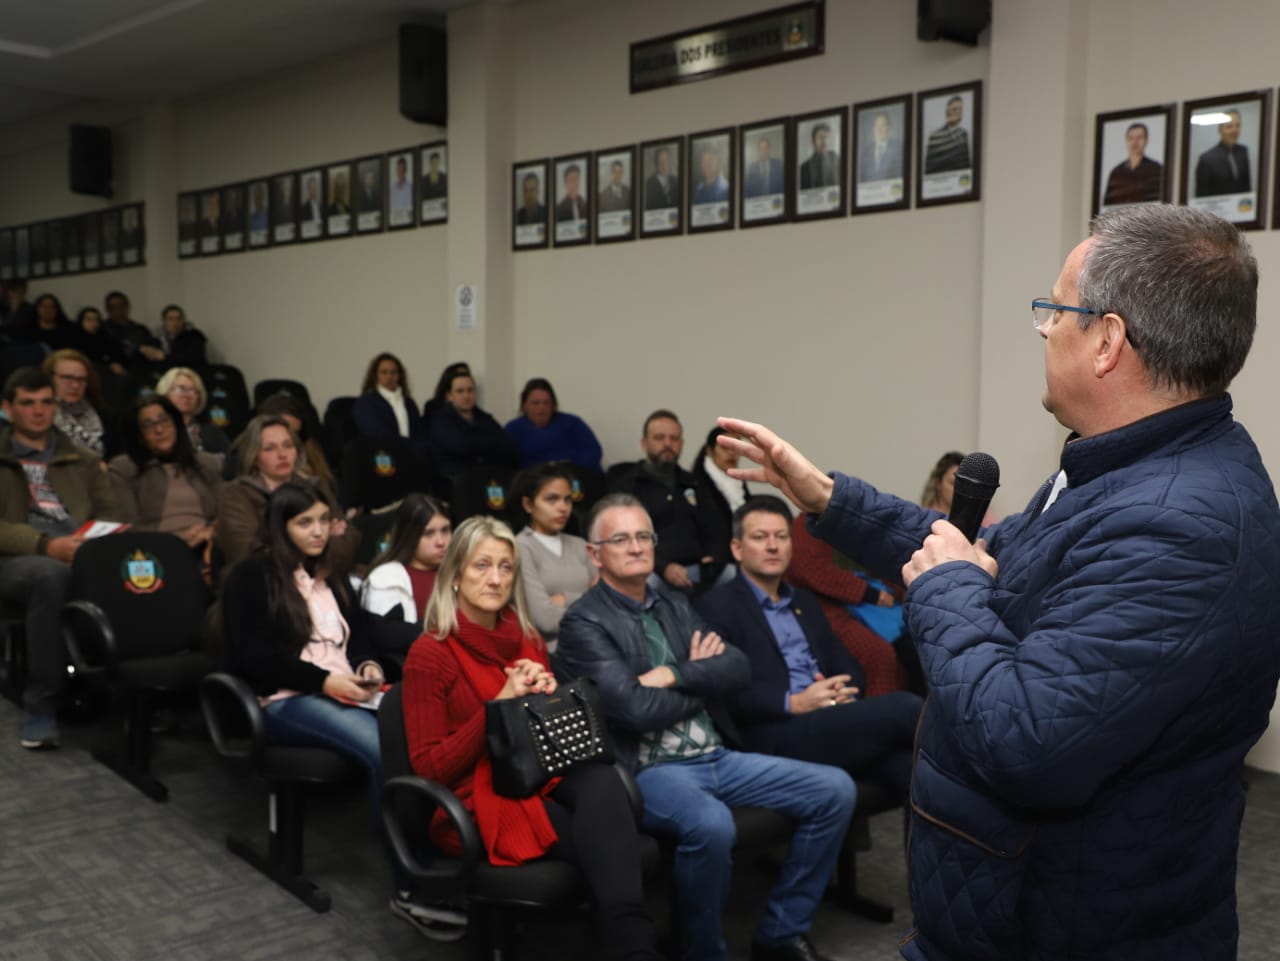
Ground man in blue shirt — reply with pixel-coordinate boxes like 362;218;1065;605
697;496;920;799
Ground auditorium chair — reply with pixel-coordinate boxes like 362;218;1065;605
321;395;359;470
340;436;433;512
253;377;311;408
449;464;517;525
202;363;251;439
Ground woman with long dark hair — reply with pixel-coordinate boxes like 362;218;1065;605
352;351;426;447
108;394;221;549
361;493;452;624
401;516;662;961
425;368;519;476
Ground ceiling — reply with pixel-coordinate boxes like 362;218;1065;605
0;0;472;127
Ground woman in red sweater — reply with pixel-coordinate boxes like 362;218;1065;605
401;516;662;961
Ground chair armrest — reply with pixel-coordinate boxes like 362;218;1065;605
381;775;482;896
61;600;118;678
199;672;266;764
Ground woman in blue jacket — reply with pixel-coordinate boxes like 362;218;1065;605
504;377;602;472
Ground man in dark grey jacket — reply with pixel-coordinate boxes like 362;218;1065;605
558;493;855;961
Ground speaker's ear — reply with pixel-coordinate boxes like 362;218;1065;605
399;24;447;126
69;124;114;199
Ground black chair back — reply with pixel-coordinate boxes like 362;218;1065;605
353;505;400;568
254;378;311;408
340;436;430;511
68;532;210;661
450;465;517;525
203;364;251;439
322;396;359;470
561;464;607;538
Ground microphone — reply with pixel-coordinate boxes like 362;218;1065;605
948;452;1000;543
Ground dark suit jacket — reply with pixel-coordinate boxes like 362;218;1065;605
516;203;547;225
422;173;448;199
696;574;866;754
743;157;784;197
555;194;590;222
800;150;839;190
1195;142;1251;197
644;173;680;209
598;183;632;212
858;138;902;182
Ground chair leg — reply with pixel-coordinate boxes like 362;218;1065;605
91;690;168;802
827;821;895;924
469;903;517;961
226;782;332;913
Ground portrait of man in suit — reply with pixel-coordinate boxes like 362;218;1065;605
555;163;590;222
388;154;414;224
327;169;350;216
356;161;382;214
516;170;546;225
1102;122;1164;206
923;95;971;174
422;150;448;200
799;122;840;190
221;186;245;235
248;181;270;234
743;133;785;198
692;145;729;205
178;195;198;243
598;159;632;212
643;144;680;210
300;173;323;223
1195;109;1251;197
200;191;221;237
858;110;903;183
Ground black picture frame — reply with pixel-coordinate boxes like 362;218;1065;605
100;208;121;268
638;136;684;238
120;203;145;266
325;162;354;238
272;171;301;245
298;168;325;242
81;214;100;272
916;80;983;208
688;127;735;233
420;141;448;225
47;219;65;276
178;192;199;258
353;154;384;234
793;106;847;220
198;190;222;255
594;145;637;244
29;221;48;278
63;216;83;274
0;229;12;281
387;149;417;231
512;159;550;251
221;184;247;253
1180;89;1270;231
739;117;791;228
852;94;912;215
1091;104;1174;218
552;152;592;247
246;179;271;249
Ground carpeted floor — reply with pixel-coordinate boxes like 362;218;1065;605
2;696;1278;960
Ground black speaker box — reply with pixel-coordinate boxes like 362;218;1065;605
917;0;990;46
399;23;447;126
69;124;113;198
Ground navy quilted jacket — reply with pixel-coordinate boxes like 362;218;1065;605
811;395;1280;961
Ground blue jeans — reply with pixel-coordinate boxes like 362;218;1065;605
635;748;855;961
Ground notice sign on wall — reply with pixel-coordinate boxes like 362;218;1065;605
630;1;824;94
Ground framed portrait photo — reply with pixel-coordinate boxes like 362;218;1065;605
420;141;448;224
29;222;47;278
853;94;912;214
639;136;683;237
63;216;83;274
325;162;353;238
688;128;735;233
354;155;384;234
221;184;247;253
47;219;65;276
246;179;271;249
80;214;100;271
1180;90;1271;231
1092;104;1174;218
553;153;592;247
740;117;790;227
0;229;13;281
917;81;983;207
594;145;636;243
512;160;550;250
272;171;300;245
793;107;847;219
387;150;417;230
198;189;222;255
298;168;325;241
178;192;199;258
120;203;144;265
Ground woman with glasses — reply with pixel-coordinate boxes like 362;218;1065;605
156;366;231;458
40;348;111;457
513;463;595;649
108;395;221;551
400;515;663;960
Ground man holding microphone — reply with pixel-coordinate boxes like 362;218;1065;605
721;204;1280;961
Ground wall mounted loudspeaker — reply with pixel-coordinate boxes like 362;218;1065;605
399;23;447;126
69;123;113;198
917;0;991;46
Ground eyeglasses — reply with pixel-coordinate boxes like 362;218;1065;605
592;531;659;548
170;384;198;395
1031;298;1140;349
139;417;172;433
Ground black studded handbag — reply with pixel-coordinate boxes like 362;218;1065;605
485;678;614;799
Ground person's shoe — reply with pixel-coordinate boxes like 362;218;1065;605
750;936;835;961
390;892;468;942
19;712;61;750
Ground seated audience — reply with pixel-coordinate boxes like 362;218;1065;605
696;497;921;803
422;361;470;422
426;368;519;476
103;290;165;369
216;415;357;573
0;367;121;749
0;279;34;329
41;349;109;457
504;377;603;471
784;513;906;698
608;409;728;594
401;515;664;961
352;352;427;448
28;294;78;352
513;463;595;649
361;494;453;624
558;494;855;961
155;304;208;370
694;425;753;547
223;393;333;486
157;366;232;457
74;306;126;375
108;395;221;551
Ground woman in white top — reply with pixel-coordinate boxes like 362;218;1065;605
351;351;428;452
513;463;595;649
361;494;452;624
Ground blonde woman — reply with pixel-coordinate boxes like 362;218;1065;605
157;366;231;456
